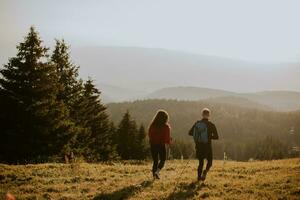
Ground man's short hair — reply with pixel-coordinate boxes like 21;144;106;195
202;108;210;115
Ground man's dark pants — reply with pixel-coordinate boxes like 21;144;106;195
196;143;213;178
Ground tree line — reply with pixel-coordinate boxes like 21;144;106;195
108;100;300;161
0;27;149;163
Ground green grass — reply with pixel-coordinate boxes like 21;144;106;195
1;159;300;199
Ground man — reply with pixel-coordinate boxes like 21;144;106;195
188;108;219;181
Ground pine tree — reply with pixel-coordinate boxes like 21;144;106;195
50;39;87;157
51;39;82;108
0;27;74;163
135;124;149;160
74;78;116;161
116;111;139;159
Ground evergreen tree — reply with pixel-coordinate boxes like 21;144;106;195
135;124;149;159
51;39;82;108
73;78;116;161
0;27;74;163
116;111;139;159
255;136;288;160
109;121;117;145
50;39;87;156
50;38;117;161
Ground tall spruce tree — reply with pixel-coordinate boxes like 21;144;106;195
135;124;149;159
51;39;86;156
73;78;116;161
116;111;139;159
51;39;82;107
0;27;74;163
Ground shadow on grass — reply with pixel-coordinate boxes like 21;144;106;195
93;180;153;200
165;181;205;200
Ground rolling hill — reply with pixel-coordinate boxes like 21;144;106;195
70;46;300;94
107;99;300;161
147;86;300;111
147;87;235;100
3;45;300;109
241;91;300;111
98;83;147;103
71;46;300;110
207;96;271;110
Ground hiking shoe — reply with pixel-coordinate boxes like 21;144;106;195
201;170;207;181
197;171;202;181
154;171;160;179
197;176;202;181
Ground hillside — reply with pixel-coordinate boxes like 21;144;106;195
107;99;300;160
3;45;300;104
207;96;271;110
98;83;147;103
147;87;300;111
147;87;268;110
107;99;299;140
70;46;300;93
147;87;235;100
242;91;300;111
1;159;299;199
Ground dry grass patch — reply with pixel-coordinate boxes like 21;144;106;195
0;159;299;199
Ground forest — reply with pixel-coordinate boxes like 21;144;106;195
0;27;148;163
0;27;299;163
108;99;300;161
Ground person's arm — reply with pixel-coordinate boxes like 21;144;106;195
188;123;195;136
148;126;153;142
164;125;171;144
211;123;219;140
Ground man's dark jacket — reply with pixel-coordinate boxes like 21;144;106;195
188;118;219;145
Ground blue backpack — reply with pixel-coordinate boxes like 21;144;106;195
193;121;208;143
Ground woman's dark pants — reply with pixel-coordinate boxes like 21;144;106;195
151;144;166;175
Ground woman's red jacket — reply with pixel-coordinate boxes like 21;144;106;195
148;124;171;145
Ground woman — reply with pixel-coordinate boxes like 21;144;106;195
148;110;171;179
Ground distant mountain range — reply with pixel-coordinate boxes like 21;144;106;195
70;46;300;93
147;87;235;100
99;84;300;111
146;86;300;111
98;83;147;103
69;46;300;111
2;45;300;111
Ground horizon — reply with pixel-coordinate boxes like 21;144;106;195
2;40;300;93
1;0;300;94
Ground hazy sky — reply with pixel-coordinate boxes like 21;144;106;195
1;0;300;63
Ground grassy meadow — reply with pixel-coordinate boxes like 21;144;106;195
1;159;300;200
